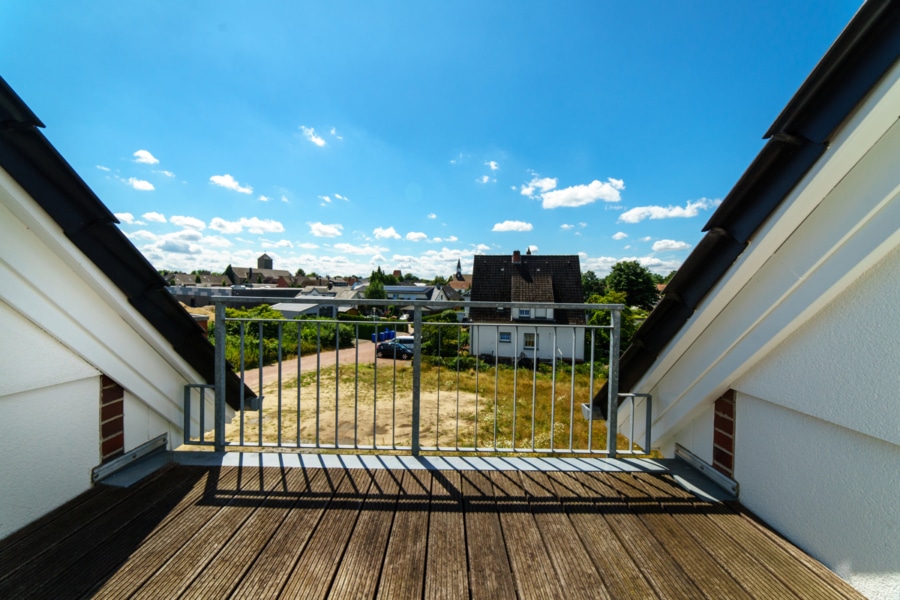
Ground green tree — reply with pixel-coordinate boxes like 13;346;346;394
581;270;606;301
585;290;637;360
295;268;306;277
606;261;658;310
194;274;202;284
365;277;386;300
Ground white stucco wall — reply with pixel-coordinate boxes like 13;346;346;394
0;301;100;539
472;325;585;362
733;393;900;599
669;401;715;464
737;243;900;446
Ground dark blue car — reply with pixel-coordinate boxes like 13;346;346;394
376;341;414;359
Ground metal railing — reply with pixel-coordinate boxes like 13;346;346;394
182;297;651;457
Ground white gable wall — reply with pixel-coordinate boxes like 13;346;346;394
624;60;900;599
0;301;100;539
0;167;223;539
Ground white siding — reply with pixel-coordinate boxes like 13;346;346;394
472;325;585;362
0;302;100;539
734;393;900;599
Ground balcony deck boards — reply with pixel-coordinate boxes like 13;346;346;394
0;460;865;599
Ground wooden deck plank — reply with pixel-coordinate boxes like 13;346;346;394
602;473;753;600
376;469;431;600
632;473;805;599
576;472;704;599
518;470;611;600
424;469;469;600
278;468;375;600
87;467;242;599
129;466;290;600
459;469;516;600
0;464;203;598
328;468;402;600
230;468;343;600
545;471;659;600
489;470;564;600
180;466;315;599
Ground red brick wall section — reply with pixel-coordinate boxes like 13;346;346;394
100;375;125;463
713;390;736;478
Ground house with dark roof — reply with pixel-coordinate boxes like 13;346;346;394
469;250;586;361
447;258;473;292
587;2;900;596
0;76;252;540
225;254;294;286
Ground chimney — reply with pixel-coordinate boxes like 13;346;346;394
512;250;521;264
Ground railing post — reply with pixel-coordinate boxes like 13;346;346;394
411;305;422;456
606;308;621;458
214;300;226;452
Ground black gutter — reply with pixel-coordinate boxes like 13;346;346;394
0;77;254;411
592;0;900;415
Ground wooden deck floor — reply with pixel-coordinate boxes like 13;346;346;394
0;461;863;599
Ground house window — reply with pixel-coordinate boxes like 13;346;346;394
524;333;537;349
519;308;531;319
499;332;511;343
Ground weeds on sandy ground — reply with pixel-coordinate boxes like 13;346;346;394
223;359;651;455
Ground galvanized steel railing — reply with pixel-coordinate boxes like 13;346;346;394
183;297;651;457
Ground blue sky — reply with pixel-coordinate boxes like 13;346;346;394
1;1;861;279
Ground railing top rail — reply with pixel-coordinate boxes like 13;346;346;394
209;296;623;311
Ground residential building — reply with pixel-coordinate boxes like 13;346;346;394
469;250;586;362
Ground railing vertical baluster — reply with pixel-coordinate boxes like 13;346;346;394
239;322;246;446
435;326;442;449
493;324;499;452
354;323;359;449
569;329;576;452
183;385;191;447
315;322;321;448
550;326;557;452
297;322;301;447
258;322;264;447
645;395;652;454
588;328;596;453
411;306;422;456
199;386;206;444
373;324;378;449
607;308;621;458
214;301;226;452
334;324;340;449
277;322;283;447
455;325;461;451
512;327;518;452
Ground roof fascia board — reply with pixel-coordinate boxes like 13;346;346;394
0;168;206;426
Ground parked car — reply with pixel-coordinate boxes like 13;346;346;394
376;341;414;360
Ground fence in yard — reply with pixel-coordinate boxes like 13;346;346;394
182;297;651;457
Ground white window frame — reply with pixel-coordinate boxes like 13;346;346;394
499;332;512;343
519;308;531;319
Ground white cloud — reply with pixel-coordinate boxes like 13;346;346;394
485;160;499;171
476;175;494;184
114;212;143;225
296;242;320;249
261;239;294;248
334;193;349;201
619;197;720;223
133;149;159;165
126;177;155;191
300;125;326;147
209;174;252;194
209;216;285;234
639;236;652;242
332;242;388;255
579;222;587;228
319;195;332;204
492;220;533;232
520;175;558;198
373;226;401;239
142;212;167;223
406;231;428;242
560;224;574;230
308;222;343;237
202;235;232;248
96;165;110;172
155;170;175;177
329;127;343;140
170;215;206;230
258;195;271;202
126;229;157;241
281;195;290;203
652;239;692;252
427;213;437;219
612;232;628;240
540;178;624;209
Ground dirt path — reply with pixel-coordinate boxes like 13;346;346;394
241;340;380;393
